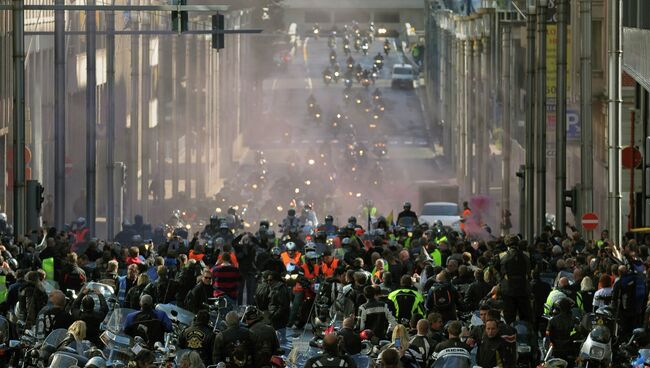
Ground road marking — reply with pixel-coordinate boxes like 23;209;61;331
303;37;312;90
271;78;278;90
303;37;309;63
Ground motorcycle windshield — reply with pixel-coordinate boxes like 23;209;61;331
43;329;69;348
80;282;115;298
104;308;137;333
639;349;650;364
397;217;415;229
49;353;78;368
431;356;471;368
155;304;195;326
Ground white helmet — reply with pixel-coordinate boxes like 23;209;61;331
286;241;296;251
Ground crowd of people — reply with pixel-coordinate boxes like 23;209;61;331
0;198;647;368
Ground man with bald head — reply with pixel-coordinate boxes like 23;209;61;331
305;333;357;368
124;294;172;345
36;289;73;339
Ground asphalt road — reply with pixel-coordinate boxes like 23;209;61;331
247;33;446;219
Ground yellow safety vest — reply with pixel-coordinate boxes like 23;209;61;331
0;275;6;303
43;257;54;281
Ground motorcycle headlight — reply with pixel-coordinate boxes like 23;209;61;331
589;346;605;360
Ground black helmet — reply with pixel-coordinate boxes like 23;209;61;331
243;306;261;321
81;295;95;312
259;220;270;229
288;209;296;217
348;216;357;225
404;202;412;210
553;297;573;315
325;215;334;223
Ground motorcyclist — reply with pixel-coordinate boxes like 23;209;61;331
266;271;291;335
70;288;109;346
299;204;319;228
329;49;337;63
397;202;419;225
212;311;255;367
374;52;384;67
281;209;301;236
143;266;179;304
261;246;286;275
498;237;532;324
323;67;333;84
431;320;471;363
358;285;397;341
383;39;390;54
178;309;215;365
318;215;338;236
425;271;460;322
280;242;302;270
36;289;73;340
117;263;139;306
346;55;355;68
288;251;320;329
544;277;584;315
201;214;220;239
387;275;425;323
244;306;281;367
185;269;215;313
338;316;362;355
546;297;577;364
125;294;173;347
476;319;516;368
18;270;48;328
304;333;357;368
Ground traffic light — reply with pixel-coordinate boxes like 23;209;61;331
564;185;579;216
212;13;225;50
171;0;188;33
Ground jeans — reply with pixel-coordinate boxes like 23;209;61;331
288;291;304;327
237;273;257;306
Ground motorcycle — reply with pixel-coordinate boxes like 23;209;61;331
100;307;140;366
323;73;332;86
313;105;323;123
312;25;320;39
374;58;383;71
361;77;371;89
343;43;351;56
344;78;353;90
361;42;369;55
373;141;387;158
512;320;537;368
343;90;351;104
577;325;612;367
383;42;390;55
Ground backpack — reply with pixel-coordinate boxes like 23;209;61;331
313;355;351;368
254;281;271;310
428;284;452;310
227;339;250;367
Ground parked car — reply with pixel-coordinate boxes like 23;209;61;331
418;201;461;231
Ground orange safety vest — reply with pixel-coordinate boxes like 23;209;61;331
294;263;320;293
189;250;205;262
461;208;471;231
281;252;302;267
321;258;339;278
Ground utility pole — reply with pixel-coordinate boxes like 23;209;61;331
502;23;512;230
85;0;97;236
535;0;548;236
580;0;593;229
106;0;115;240
54;0;65;230
608;0;623;247
525;6;536;241
12;0;26;239
556;0;568;232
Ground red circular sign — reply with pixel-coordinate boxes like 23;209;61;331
582;212;599;230
622;146;642;169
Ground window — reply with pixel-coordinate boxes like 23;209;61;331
393;67;412;75
304;10;331;23
334;10;370;23
422;203;459;216
375;12;400;23
591;20;602;71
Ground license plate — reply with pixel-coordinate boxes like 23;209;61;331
517;345;531;353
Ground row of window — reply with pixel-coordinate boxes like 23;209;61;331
623;0;650;30
304;10;400;24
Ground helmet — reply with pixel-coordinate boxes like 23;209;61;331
359;329;374;341
342;237;351;246
305;242;316;253
243;306;261;321
286;242;296;251
348;216;357;225
325;215;334;223
81;295;95;312
288;209;296;216
259;220;270;229
0;213;6;222
553;297;574;315
210;214;218;223
271;247;281;256
595;305;614;320
403;202;412;209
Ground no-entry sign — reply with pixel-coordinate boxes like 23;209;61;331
582;212;599;230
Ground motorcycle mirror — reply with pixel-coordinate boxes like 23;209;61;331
9;340;19;348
